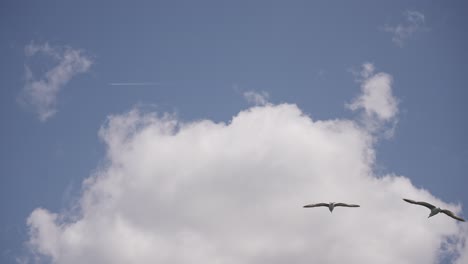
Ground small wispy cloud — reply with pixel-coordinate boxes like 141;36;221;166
383;10;427;47
243;90;270;106
347;62;398;137
19;42;93;122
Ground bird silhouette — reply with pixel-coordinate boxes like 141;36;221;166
403;198;465;222
303;202;360;213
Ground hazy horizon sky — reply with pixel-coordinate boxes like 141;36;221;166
1;1;467;263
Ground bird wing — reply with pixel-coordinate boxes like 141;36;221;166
303;203;329;208
335;203;360;207
441;209;466;222
403;199;436;209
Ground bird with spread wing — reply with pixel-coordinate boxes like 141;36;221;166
403;198;465;222
303;202;360;213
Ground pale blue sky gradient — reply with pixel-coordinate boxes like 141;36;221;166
1;1;467;263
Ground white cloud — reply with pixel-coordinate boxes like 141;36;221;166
24;66;468;263
347;63;398;136
384;10;427;47
19;42;93;121
243;90;270;106
454;226;468;264
456;245;468;264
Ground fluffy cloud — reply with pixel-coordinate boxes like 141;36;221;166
243;90;270;106
19;42;93;121
383;10;427;47
24;67;467;263
454;225;468;264
347;63;398;136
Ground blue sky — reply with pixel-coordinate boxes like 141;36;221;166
1;1;467;263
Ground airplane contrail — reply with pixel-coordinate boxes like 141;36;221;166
109;82;164;86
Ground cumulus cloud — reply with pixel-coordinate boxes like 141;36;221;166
243;90;270;106
453;225;468;264
383;10;427;47
24;65;467;263
19;42;93;121
347;63;398;136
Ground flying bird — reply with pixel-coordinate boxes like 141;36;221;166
403;198;465;222
303;202;360;213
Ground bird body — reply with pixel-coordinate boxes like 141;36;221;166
429;207;441;218
403;198;465;222
303;202;360;213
